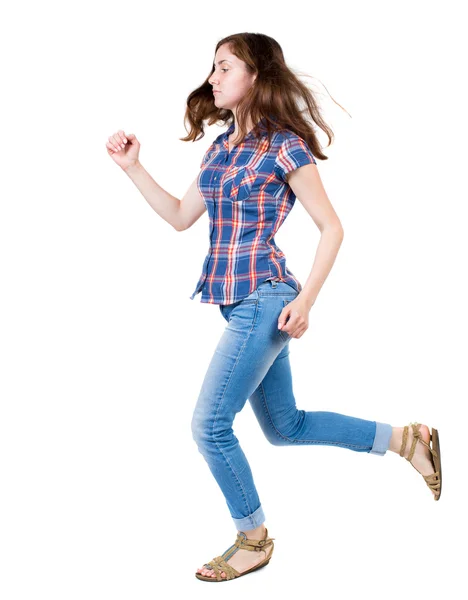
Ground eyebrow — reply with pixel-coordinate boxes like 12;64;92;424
212;59;232;66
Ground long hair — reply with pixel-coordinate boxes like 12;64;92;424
179;32;349;161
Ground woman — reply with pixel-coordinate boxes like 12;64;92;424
106;33;442;583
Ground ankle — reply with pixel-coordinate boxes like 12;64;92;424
240;523;267;540
389;427;404;454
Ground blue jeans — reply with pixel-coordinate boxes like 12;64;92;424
191;280;393;531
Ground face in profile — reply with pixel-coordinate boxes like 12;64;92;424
209;44;257;112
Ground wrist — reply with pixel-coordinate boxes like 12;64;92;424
123;160;143;175
298;290;315;310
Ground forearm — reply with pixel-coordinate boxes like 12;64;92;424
299;226;344;309
123;161;182;230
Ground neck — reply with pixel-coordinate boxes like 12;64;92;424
231;115;257;139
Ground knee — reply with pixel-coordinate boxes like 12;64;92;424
262;420;299;446
191;411;233;449
265;431;290;446
191;411;212;447
191;413;202;444
254;420;289;445
265;411;305;445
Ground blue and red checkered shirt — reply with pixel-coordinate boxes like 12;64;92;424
190;117;317;305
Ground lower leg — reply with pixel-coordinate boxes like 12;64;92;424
250;350;392;454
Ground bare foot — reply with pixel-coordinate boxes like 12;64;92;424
196;528;273;580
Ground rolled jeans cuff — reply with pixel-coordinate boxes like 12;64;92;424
369;421;393;456
232;504;265;531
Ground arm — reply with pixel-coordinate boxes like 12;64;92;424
124;161;206;231
287;163;344;309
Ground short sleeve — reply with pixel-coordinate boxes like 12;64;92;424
200;141;216;169
274;134;316;182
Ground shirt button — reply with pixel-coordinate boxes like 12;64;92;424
214;176;217;181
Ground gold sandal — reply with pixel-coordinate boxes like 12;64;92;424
399;422;442;501
195;528;275;582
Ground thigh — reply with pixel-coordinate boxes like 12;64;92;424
248;343;299;443
192;287;292;435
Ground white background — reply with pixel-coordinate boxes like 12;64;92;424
1;0;466;597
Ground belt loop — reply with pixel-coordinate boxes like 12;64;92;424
271;279;278;288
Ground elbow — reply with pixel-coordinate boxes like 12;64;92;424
320;223;344;238
174;205;187;232
332;220;344;239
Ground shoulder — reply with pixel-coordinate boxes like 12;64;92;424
200;131;225;168
273;129;316;181
202;127;227;151
205;131;226;154
271;129;315;161
213;132;225;145
275;128;310;148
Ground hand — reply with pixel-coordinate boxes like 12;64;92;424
106;130;140;170
278;295;311;339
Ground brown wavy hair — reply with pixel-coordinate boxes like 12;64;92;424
179;32;350;161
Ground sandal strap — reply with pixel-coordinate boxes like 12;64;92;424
400;422;441;500
423;472;441;489
205;556;241;581
399;422;439;462
202;528;275;579
233;528;275;552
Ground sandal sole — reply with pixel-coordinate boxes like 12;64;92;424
195;558;271;582
431;427;442;500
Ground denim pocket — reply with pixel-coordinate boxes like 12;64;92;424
225;296;259;328
279;298;293;341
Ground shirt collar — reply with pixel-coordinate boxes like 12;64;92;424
223;116;271;147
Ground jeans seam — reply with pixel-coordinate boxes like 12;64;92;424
211;301;260;522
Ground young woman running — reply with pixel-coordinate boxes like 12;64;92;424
106;32;442;583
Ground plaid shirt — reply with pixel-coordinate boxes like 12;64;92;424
190;117;317;305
